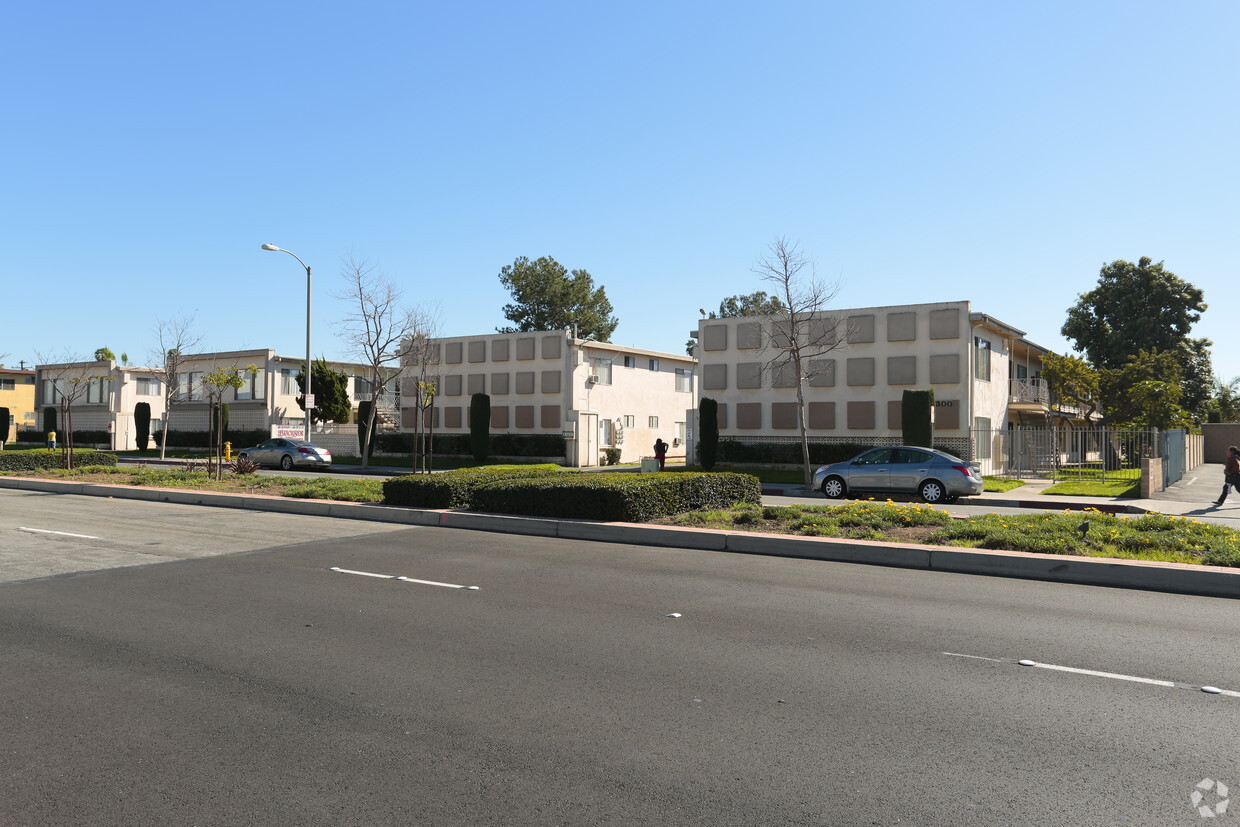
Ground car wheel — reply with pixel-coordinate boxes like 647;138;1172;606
919;480;946;503
280;454;294;471
821;476;847;499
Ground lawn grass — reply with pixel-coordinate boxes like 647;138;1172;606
656;501;1240;567
1042;479;1141;498
982;476;1025;493
672;465;808;485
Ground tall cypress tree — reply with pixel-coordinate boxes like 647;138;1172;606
469;393;491;464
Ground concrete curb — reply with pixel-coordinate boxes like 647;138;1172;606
2;476;1237;599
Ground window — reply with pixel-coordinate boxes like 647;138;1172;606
974;417;992;459
236;369;266;401
623;356;636;368
623;415;634;428
136;377;161;396
599;418;613;446
676;421;686;444
42;379;63;404
648;359;660;371
675;368;691;392
280;368;299;395
189;372;204;401
974;337;991;381
589;357;613;385
86;377;107;404
648;416;659;428
0;379;13;390
354;376;373;400
24;412;35;422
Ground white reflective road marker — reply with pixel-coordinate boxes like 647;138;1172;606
944;652;1240;697
329;567;479;590
18;527;100;540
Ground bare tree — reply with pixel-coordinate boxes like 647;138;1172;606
149;316;204;459
335;256;437;469
403;327;441;474
35;351;103;470
752;237;848;485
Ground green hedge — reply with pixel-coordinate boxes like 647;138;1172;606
154;429;271;449
471;472;762;522
0;451;119;472
373;432;566;458
382;466;566;509
718;440;875;465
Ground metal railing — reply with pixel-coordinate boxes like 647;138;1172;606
1008;379;1049;405
967;426;1161;482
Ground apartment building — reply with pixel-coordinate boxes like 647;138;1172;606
0;367;37;439
688;300;1054;458
34;351;392;450
400;330;695;466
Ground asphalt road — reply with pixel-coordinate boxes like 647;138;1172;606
3;493;1239;824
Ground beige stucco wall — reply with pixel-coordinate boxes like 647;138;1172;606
691;301;1048;456
399;331;694;465
694;301;974;440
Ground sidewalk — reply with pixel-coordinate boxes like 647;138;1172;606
766;464;1237;521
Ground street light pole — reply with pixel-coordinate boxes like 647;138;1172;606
261;244;313;441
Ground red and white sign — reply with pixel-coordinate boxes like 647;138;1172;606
272;424;306;439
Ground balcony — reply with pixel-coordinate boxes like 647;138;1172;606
1009;378;1049;407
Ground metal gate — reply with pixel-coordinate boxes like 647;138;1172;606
1163;428;1186;488
967;426;1161;482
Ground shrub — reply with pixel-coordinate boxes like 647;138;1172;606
231;456;261;475
603;447;622;466
0;407;9;444
0;450;119;472
471;472;762;522
134;402;151;450
44;407;56;434
382;466;566;509
902;389;934;448
357;400;374;457
470;393;490;463
717;440;873;465
699;398;719;470
155;429;270;449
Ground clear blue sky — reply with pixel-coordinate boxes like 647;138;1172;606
4;1;1236;381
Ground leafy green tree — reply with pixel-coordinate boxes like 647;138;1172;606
1062;257;1212;421
1062;257;1207;369
1040;353;1100;422
295;359;351;426
94;347;116;362
1099;349;1190;428
498;256;618;341
1209;377;1240;423
708;291;788;319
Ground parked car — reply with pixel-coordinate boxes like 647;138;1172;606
236;438;332;471
812;446;982;503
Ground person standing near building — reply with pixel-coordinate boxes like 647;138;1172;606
47;429;56;450
653;438;668;471
1213;445;1240;506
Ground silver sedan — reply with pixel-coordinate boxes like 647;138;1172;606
812;446;983;504
236;438;332;471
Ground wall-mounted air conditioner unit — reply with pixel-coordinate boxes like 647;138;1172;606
588;374;600;384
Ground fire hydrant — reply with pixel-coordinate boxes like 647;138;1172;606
224;442;232;460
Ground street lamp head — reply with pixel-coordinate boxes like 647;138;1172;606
261;243;281;252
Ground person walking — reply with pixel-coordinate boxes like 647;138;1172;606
653;438;668;471
1214;445;1240;506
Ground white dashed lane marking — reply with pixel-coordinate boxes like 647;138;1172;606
329;567;480;590
943;652;1240;697
18;527;101;539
